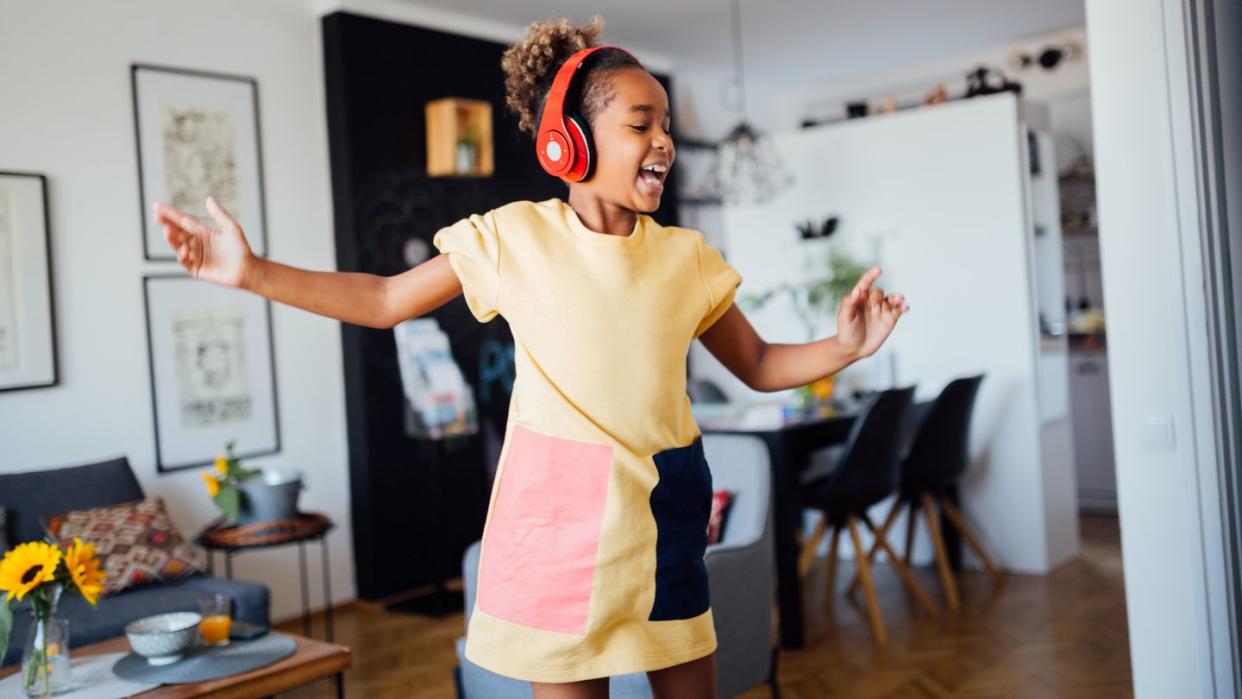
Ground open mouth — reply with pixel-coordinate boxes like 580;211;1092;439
637;163;667;194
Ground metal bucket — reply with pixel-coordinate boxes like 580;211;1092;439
236;469;304;524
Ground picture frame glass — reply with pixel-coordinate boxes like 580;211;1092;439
144;275;280;472
133;65;266;260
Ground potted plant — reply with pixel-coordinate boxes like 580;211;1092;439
202;441;304;525
740;242;873;410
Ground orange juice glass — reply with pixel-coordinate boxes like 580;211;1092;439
197;593;233;646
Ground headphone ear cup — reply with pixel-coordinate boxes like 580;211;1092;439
565;115;594;182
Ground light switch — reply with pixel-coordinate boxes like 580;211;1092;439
1140;416;1176;452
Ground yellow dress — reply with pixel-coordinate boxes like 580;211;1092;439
432;197;742;683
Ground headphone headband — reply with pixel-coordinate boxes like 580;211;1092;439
536;44;637;181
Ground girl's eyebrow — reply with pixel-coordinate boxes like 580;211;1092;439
628;104;671;119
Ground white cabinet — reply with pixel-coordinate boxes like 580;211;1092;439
1069;349;1117;511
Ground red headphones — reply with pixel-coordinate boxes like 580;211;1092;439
536;45;637;182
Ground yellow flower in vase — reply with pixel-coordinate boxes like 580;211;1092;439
0;542;62;603
214;455;229;475
202;471;221;497
63;538;106;606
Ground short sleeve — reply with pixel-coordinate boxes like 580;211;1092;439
432;209;502;322
694;233;743;338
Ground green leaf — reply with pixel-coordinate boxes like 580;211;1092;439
0;598;11;667
213;486;240;523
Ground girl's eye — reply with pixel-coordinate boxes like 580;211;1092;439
630;124;648;132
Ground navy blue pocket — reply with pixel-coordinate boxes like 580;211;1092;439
648;436;713;621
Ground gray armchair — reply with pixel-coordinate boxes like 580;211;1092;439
453;433;778;698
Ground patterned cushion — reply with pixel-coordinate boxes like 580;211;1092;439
44;496;206;595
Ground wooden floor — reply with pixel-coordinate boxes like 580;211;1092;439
276;515;1132;698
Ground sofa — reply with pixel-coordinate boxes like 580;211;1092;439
0;456;270;667
453;433;779;698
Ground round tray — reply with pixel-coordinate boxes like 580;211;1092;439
112;633;297;684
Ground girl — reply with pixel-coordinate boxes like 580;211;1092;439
154;16;907;699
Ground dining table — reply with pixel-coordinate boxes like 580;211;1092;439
696;394;936;649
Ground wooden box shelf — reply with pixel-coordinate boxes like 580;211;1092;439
425;97;494;177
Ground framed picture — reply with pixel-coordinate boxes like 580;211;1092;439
142;274;280;473
132;63;268;261
0;171;58;392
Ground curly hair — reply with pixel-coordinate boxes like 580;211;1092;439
501;16;645;139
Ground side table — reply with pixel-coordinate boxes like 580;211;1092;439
196;513;336;643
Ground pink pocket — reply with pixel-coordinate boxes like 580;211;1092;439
476;424;613;634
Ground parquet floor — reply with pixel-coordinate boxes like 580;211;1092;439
277;515;1131;698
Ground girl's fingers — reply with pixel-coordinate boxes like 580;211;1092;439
205;195;235;229
852;267;882;299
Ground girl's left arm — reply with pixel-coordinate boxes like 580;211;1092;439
698;267;909;392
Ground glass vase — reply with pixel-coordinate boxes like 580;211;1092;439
21;586;71;698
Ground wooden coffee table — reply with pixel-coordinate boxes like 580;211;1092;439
0;631;351;698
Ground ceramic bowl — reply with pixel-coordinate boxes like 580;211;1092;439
124;612;202;665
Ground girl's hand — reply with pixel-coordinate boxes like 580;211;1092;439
153;196;256;289
836;267;909;360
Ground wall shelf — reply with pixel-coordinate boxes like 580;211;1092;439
425;97;493;177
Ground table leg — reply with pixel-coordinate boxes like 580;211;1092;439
225;552;233;580
299;541;312;638
206;551;214;576
766;434;804;649
321;535;335;643
334;671;345;699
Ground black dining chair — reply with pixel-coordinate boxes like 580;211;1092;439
847;374;1000;611
796;385;938;645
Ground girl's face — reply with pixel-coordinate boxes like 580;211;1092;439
578;67;675;213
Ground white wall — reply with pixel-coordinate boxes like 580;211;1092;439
0;0;352;623
703;94;1076;573
1086;0;1231;695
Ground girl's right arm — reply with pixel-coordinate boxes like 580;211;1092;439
154;196;462;328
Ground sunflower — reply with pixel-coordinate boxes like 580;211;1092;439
0;541;62;603
63;537;106;606
202;471;221;497
214;455;229;474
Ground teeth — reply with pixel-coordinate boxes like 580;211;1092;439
642;163;667;173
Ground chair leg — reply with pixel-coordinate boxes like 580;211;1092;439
768;646;782;699
847;516;886;645
798;512;827;578
824;525;841;597
940;495;1004;583
860;514;939;617
847;497;903;596
904;499;919;565
922;493;960;610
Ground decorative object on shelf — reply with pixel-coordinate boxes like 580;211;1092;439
425;98;494;177
924;84;949;105
715;0;793;204
132;64;268;261
796;215;839;241
846;101;869;119
1009;41;1084;72
0;538;106;696
963;65;1022;99
0;172;57;394
142;274;281;473
738;241;871;342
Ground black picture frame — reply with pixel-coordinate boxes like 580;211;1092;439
131;63;269;262
0;170;59;393
141;273;282;474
